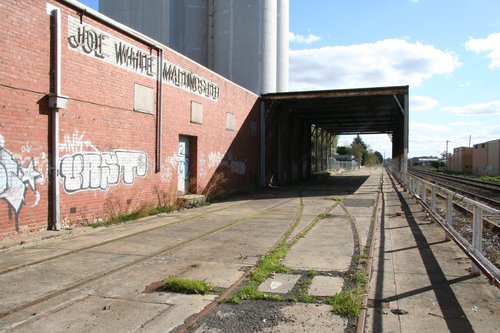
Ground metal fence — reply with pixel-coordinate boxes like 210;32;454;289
389;167;500;286
328;158;360;171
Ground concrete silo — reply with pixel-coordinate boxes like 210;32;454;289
99;0;289;94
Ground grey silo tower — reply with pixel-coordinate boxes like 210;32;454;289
100;0;289;94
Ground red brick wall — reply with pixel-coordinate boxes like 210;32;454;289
0;0;260;238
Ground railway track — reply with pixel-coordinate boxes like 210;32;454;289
0;172;377;332
409;168;500;209
0;193;300;319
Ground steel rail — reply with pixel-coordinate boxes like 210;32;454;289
410;168;500;191
0;193;303;320
409;168;500;209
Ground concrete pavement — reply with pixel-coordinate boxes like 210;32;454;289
364;171;500;333
1;166;499;332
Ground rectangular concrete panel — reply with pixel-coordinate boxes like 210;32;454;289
258;273;301;294
134;83;154;113
12;296;171;333
308;276;344;297
191;101;203;124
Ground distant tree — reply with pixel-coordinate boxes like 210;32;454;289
336;146;349;155
353;135;368;150
374;151;384;164
431;161;441;169
350;142;364;163
363;152;379;166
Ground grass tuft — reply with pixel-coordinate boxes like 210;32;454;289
227;244;290;303
161;276;214;295
325;288;363;318
88;205;177;228
480;175;500;184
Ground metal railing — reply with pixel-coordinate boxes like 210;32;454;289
327;158;360;171
391;168;500;286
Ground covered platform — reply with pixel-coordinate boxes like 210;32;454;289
260;85;409;186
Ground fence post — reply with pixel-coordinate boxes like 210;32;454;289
421;182;427;204
471;206;483;274
445;192;453;241
431;185;436;211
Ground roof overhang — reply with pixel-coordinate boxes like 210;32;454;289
261;85;408;136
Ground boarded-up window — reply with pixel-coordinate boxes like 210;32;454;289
191;101;203;124
134;83;154;114
226;112;235;131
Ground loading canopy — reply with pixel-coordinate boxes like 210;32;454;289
260;85;409;185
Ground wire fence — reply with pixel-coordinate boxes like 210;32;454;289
312;157;360;172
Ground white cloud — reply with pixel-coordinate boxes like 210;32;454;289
408;123;500;157
410;121;452;133
444;100;500;116
450;121;480;126
410;95;439;111
289;32;321;45
469;124;500;143
465;32;500;69
289;39;461;91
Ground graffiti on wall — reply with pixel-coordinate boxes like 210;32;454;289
60;130;98;155
208;152;224;168
60;150;147;193
0;135;42;231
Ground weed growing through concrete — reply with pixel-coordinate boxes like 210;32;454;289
294;275;318;304
326;251;369;318
325;288;363;318
318;212;332;219
161;276;214;295
354;253;369;265
226;244;290;304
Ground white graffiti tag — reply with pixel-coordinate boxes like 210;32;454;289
0;135;42;231
208;152;223;168
60;130;98;154
60;150;147;193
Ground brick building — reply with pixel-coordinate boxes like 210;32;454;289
0;0;260;237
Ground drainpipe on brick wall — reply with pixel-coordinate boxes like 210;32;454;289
156;49;163;172
47;6;68;230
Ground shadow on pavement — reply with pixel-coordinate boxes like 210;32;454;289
371;176;475;332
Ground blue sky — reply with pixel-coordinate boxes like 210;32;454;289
79;0;500;158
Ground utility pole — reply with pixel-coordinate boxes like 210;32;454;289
445;140;450;166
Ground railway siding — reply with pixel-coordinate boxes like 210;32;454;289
1;167;499;332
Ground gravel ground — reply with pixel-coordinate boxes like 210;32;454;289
434;200;500;270
189;300;352;333
189;301;293;333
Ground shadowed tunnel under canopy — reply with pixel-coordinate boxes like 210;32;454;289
260;85;409;186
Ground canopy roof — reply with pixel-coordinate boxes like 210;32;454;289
262;85;409;136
